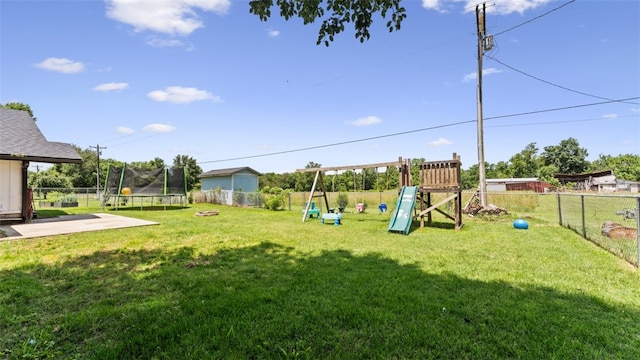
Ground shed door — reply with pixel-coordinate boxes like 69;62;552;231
0;160;23;214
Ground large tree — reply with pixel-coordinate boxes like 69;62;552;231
509;142;540;178
294;161;322;191
461;164;479;190
129;158;166;171
540;138;589;174
32;168;73;198
590;154;640;181
1;102;37;120
53;146;121;188
249;0;406;46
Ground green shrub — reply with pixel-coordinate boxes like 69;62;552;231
266;195;284;210
46;191;64;202
337;193;349;210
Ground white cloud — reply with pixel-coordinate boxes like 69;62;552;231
463;67;503;82
34;57;85;74
422;0;444;12
105;0;231;36
630;108;640;113
428;138;453;147
143;123;177;133
93;82;129;92
267;29;280;38
147;37;185;47
116;126;135;134
345;116;382;127
602;113;618;120
147;86;222;104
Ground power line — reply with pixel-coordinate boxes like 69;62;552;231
198;120;475;165
487;55;640;105
484;97;639;120
486;114;638;128
493;0;576;37
197;96;639;165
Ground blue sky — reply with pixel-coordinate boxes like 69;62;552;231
1;0;638;174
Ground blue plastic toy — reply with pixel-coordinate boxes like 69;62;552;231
303;202;320;218
513;219;529;230
322;212;342;225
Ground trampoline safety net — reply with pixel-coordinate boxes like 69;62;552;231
102;165;187;208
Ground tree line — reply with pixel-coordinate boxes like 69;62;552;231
259;138;640;192
25;138;640;193
29;147;203;193
4;103;637;192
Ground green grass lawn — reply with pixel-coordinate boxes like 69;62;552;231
1;203;639;359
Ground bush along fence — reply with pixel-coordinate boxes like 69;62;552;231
557;193;640;267
33;188;99;208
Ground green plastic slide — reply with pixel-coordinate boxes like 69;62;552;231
387;186;417;235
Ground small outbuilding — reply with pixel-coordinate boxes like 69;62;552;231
0;108;82;221
554;170;617;192
486;178;552;193
198;167;262;192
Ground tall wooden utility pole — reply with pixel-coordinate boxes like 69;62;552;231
476;3;492;208
90;144;106;199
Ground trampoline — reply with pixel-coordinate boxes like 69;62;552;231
102;164;188;210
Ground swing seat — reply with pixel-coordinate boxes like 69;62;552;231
379;203;387;213
356;203;365;213
303;202;321;218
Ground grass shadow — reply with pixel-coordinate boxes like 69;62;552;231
1;242;638;359
32;209;70;218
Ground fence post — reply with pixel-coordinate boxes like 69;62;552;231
557;193;562;225
288;192;291;211
637;196;640;268
580;195;586;238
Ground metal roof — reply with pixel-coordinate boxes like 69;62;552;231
0;108;82;164
486;178;539;183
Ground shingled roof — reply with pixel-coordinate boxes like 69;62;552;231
0;108;82;164
198;167;262;178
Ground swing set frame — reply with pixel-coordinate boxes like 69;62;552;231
296;157;412;222
296;153;463;231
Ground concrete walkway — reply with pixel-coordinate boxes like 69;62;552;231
0;213;158;241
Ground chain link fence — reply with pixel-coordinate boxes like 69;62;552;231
557;193;639;267
32;187;101;209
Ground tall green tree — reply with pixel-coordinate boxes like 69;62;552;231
492;161;511;179
410;158;426;186
537;164;560;186
295;161;322;191
590;154;640;181
461;164;479;190
129;158;166;171
172;155;202;191
33;168;73;198
509;142;540;178
249;0;406;46
53;146;121;188
540;138;589;174
1;102;36;120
